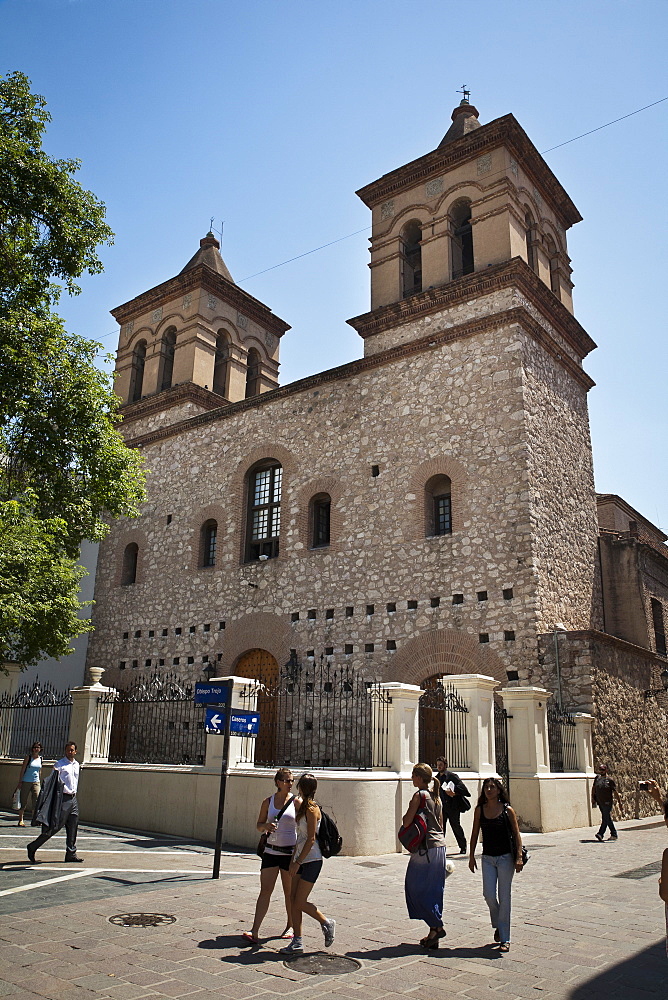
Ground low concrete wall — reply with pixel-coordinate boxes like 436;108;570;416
509;774;594;833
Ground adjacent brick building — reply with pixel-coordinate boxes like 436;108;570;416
87;99;667;813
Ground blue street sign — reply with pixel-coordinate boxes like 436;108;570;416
195;683;229;705
205;708;260;736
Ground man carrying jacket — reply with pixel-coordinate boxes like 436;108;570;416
435;756;471;854
27;742;84;863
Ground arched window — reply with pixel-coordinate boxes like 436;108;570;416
450;200;473;279
129;340;146;403
213;332;230;397
246;461;282;560
525;211;537;274
310;493;331;548
201;520;217;567
545;234;560;299
245;347;261;398
401;220;422;297
159;327;177;391
121;543;139;585
425;475;452;536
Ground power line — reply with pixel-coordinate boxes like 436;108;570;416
237;226;371;282
541;95;668;153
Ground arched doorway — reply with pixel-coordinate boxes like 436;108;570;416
235;648;279;764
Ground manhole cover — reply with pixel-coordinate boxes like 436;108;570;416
109;913;176;927
285;953;361;975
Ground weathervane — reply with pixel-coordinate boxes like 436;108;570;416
208;218;225;245
456;84;471;103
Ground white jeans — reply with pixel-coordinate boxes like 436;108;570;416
481;853;515;943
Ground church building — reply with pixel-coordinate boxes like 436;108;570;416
87;99;668;815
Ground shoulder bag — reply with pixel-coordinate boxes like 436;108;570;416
256;794;295;858
502;803;529;867
398;791;428;853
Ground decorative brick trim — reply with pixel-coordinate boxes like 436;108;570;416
234;443;297;564
189;504;227;571
114;528;148;588
220;612;294;676
405;455;469;538
294;476;345;552
386;628;507;685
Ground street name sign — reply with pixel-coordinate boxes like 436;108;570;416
194;683;229;705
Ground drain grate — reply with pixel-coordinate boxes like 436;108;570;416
109;912;176;927
285;953;362;975
355;861;387;868
614;860;662;880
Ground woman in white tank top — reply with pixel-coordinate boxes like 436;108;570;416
243;768;298;944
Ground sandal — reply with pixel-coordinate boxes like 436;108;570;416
499;942;510;952
241;932;259;945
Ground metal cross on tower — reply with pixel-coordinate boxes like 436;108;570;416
456;84;471;103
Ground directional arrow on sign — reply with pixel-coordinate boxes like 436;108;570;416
205;710;224;734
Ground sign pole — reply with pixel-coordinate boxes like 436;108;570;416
212;679;234;880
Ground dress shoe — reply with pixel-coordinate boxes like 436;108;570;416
27;844;36;863
65;855;84;863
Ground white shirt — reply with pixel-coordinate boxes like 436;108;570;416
54;757;80;794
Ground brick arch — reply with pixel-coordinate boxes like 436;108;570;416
294;476;345;553
234;443;297;563
436;182;485;218
190;503;227;570
221;612;293;676
386;628;506;685
404;454;470;539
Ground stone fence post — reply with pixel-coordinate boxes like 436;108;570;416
205;676;260;771
68;667;117;763
573;712;595;774
377;683;421;772
498;686;551;775
448;674;499;773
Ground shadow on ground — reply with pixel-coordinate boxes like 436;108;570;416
569;940;666;998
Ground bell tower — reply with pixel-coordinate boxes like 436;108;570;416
112;233;290;426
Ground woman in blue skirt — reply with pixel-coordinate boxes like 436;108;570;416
403;762;447;948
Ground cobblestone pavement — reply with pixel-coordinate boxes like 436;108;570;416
0;811;666;999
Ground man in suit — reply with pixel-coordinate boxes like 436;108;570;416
435;756;470;854
27;742;84;863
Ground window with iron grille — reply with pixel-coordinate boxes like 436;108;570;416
311;493;331;548
246;462;282;560
434;494;452;535
425;474;452;536
201;520;217;567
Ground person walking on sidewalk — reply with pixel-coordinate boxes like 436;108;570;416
27;742;83;863
592;763;618;841
435;756;470;854
14;742;43;826
281;773;335;956
468;777;524;953
403;763;448;949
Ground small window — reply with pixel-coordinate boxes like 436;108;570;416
345;644;353;655
119;661;126;670
201;519;217;568
159;658;165;666
386;640;397;651
291;612;300;622
213;331;230;397
162;628;168;637
407;600;418;610
129;339;147;403
245;347;261;398
365;643;374;653
479;633;489;643
203;624;210;632
503;588;514;600
122;632;129;640
346;606;354;617
121;543;138;586
371;464;380;477
159;327;177;391
325;609;334;620
219;620;225;630
308;609;317;620
134;630;141;638
145;658;151;667
477;591;488;602
173;657;180;665
310;493;331;548
175;627;182;636
387;602;396;613
132;660;138;669
325;646;334;656
504;630;516;641
246;461;282;561
187;656;194;665
451;199;474;279
401;219;422;297
431;597;440;608
545;234;560;299
525;211;537;274
452;593;464;604
651;599;666;657
189;625;196;634
148;630;155;638
425;475;452;536
366;605;374;616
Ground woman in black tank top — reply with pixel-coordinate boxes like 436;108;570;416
468;778;523;952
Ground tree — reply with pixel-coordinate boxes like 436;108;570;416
0;71;146;665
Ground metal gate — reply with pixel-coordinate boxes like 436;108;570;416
0;679;72;759
494;700;510;791
418;677;469;769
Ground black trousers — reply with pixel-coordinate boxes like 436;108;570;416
29;794;79;857
596;803;617;839
442;806;467;852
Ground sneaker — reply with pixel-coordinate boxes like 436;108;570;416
322;918;336;948
280;938;304;955
65;855;84;863
595;833;603;842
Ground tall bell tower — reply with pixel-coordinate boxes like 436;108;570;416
112;233;290;428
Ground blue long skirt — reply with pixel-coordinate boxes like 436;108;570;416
404;845;446;927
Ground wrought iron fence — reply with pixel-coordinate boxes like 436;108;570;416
547;703;578;772
418;678;470;769
0;678;73;760
237;653;392;769
92;672;206;765
494;700;510;790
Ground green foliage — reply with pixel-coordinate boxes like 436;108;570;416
0;501;93;665
0;71;146;663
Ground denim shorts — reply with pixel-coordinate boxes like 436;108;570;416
297;859;323;884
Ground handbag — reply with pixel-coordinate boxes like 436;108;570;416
12;789;21;811
398;792;428;853
502;803;529;867
256;794;295;858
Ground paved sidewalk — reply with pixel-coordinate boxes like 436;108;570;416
0;812;666;1000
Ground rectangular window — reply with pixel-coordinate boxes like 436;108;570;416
434;494;452;535
312;498;331;547
651;599;666;656
247;464;282;560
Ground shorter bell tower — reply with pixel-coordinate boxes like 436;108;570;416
112;233;290;426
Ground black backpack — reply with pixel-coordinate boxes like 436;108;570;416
317;809;342;858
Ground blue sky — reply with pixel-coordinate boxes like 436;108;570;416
2;0;667;530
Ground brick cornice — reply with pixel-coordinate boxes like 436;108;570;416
347;256;596;362
357;114;581;230
124;300;594;451
110;264;291;338
119;382;228;426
